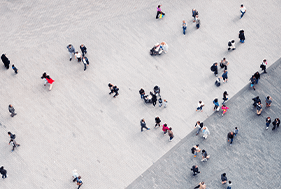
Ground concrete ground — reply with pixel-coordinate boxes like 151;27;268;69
0;0;280;188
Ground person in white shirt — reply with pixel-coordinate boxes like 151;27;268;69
202;127;210;139
196;101;204;112
240;4;246;19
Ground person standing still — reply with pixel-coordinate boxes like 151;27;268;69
191;144;200;157
155;117;161;127
201;149;210;162
196;101;204;112
222;91;228;104
192;9;198;22
8;104;17;117
254;72;260;84
227;132;234;146
234;127;239;136
140;119;150;132
265;96;272;107
272;118;280;130
168;127;174;141
195;15;200;29
265;117;271;130
191;165;200;176
221;70;228;83
227;181;233;189
211;62;218;76
195;121;203;135
256;101;262;115
260;59;267;73
82;57;89;71
76;176;83;189
220;58;229;70
182;20;187;35
80;44;87;57
162;123;169;135
221;104;229;116
239;30;245;43
221;173;228;184
249;75;256;90
1;54;10;69
202;127;210;139
139;88;145;99
0;166;7;179
67;44;75;61
240;4;246;19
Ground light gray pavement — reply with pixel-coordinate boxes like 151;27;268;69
0;0;280;188
127;58;281;189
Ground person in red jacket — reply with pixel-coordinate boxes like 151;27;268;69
46;75;55;91
162;123;169;135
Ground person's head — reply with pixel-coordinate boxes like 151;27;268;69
253;76;255;78
263;59;266;62
9;104;12;107
156;116;159;119
81;44;84;47
199;101;202;103
164;123;167;127
183;20;186;23
229;181;232;184
68;44;72;47
196;144;199;147
267;117;270;119
235;127;237;129
224;70;227;73
222;173;226;176
46;75;50;79
214;98;218;102
202;149;205;153
241;4;243;7
75;51;78;54
223;57;226;61
158;5;161;8
267;96;270;99
203;127;206;130
169;127;172;130
201;181;205;185
231;40;235;43
223;104;226;107
142;119;145;122
214;62;217;66
258;101;261;104
197;121;200;124
224;91;228;94
192;8;195;11
108;83;112;87
231;132;233;135
8;132;11;135
164;99;167;102
0;166;3;169
196;15;198;18
12;64;14;67
194;165;198;168
78;176;81;179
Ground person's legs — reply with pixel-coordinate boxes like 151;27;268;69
183;27;186;35
156;11;160;19
49;84;53;91
214;69;218;76
196;127;202;135
170;136;174;140
44;79;48;86
196;24;199;29
240;11;245;18
84;64;87;71
230;138;233;144
69;52;73;60
73;177;77;182
256;79;259;84
113;92;118;98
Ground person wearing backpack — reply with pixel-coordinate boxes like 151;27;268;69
210;62;218;76
191;144;200;157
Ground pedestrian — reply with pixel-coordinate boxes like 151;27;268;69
222;91;229;104
155;117;161;127
256;101;262;115
265;96;272;107
82;57;89;71
254;72;260;84
8;132;16;143
108;83;114;95
228;40;235;50
1;54;10;69
260;59;267;73
46;75;55;91
227;132;234;146
195;15;200;29
154;85;160;95
80;44;87;57
221;70;228;83
67;44;75;61
158;97;163;107
202;127;210;139
8;104;17;117
0;166;7;179
139;88;145;99
113;85;119;98
156;5;165;19
249;75;256;90
195;121;204;136
168;127;174;141
75;52;82;62
221;173;227;184
234;127;239;136
76;176;83;189
220;57;229;70
265;117;271;130
72;170;80;182
196;101;204;112
213;98;220;111
191;144;200;158
41;72;48;86
9;139;20;152
221;104;229;116
192;9;198;22
239;30;245;43
164;99;168;108
12;64;18;74
162;123;169;135
210;62;218;76
227;181;232;189
194;181;206;189
182;20;187;35
152;94;157;106
191;165;200;176
240;4;246;19
201;149;210;162
140;119;150;132
272;118;280;130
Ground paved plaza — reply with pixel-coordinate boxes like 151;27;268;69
0;0;280;188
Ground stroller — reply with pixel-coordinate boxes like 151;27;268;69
150;43;163;56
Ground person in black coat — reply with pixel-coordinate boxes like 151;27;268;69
80;44;87;57
0;166;7;179
1;54;10;69
152;94;157;106
191;165;200;176
155;117;161;127
272;118;280;130
254;72;260;84
211;62;218;76
239;30;245;43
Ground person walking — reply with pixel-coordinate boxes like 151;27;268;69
222;91;228;104
234;127;239;136
265;117;271;130
196;101;204;112
75;52;82;62
221;70;228;83
182;20;187;35
9;139;20;152
82;57;89;71
210;62;218;76
195;121;204;136
155;117;161;127
202;127;210;139
265;96;272;107
140;119;150;132
158;97;163;107
139;88;145;99
272;118;280;130
1;54;10;69
191;144;200;157
76;176;83;189
221;173;228;184
191;165;200;176
220;58;229;70
227;132;234;146
8;132;16;143
228;40;235;50
0;166;7;179
239;30;245;43
80;44;87;57
164;99;168;108
8;104;17;117
67;44;75;61
249;75;256;90
256;101;262;115
260;59;267;73
201;149;210;162
213;98;220;111
227;181;233;189
72;170;80;182
254;72;260;84
12;64;18;74
156;5;165;19
195;15;200;29
152;94;157;106
194;181;206;189
162;123;169;135
168;127;174;141
221;104;229;116
192;9;198;22
240;4;246;19
113;86;119;98
41;72;48;86
108;83;114;95
46;75;55;91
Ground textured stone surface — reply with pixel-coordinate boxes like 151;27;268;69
0;0;280;188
